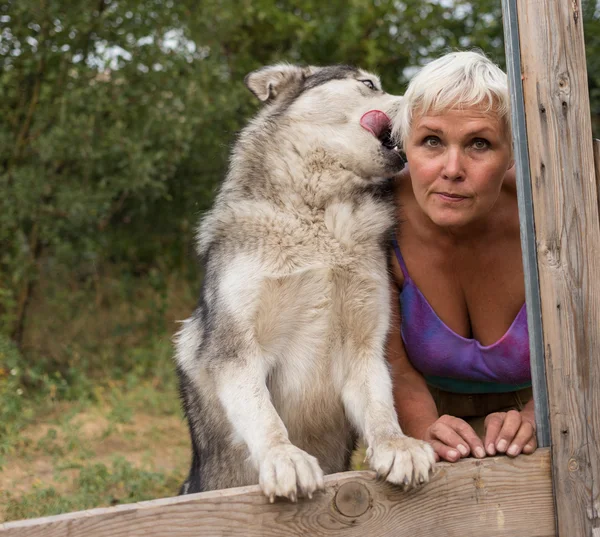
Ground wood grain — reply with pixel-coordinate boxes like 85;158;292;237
514;2;600;535
0;450;555;537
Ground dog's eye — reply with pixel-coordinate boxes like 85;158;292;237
360;79;376;90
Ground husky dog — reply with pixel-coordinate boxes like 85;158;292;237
175;64;435;501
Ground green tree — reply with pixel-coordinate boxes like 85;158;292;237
0;0;206;345
0;0;598;379
584;0;600;135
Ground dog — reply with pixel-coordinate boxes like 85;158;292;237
174;63;435;501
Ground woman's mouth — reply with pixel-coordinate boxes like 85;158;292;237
436;192;468;202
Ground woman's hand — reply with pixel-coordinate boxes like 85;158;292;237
483;404;537;457
423;415;487;462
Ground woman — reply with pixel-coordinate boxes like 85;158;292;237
388;51;536;463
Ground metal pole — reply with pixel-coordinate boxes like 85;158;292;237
501;0;551;448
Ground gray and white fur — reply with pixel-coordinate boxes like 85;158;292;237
174;64;435;501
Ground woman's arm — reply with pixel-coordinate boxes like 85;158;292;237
387;303;437;440
386;279;486;461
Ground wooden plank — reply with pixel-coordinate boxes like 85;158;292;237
514;2;600;536
0;450;555;537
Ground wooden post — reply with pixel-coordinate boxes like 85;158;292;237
509;2;600;535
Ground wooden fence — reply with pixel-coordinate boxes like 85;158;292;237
1;450;554;537
1;0;600;535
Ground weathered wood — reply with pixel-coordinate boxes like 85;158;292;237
514;2;600;536
0;450;555;537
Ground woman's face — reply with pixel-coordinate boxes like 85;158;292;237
404;106;513;230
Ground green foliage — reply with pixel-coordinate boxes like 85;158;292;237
0;335;30;465
1;0;206;343
0;0;598;410
584;0;600;135
1;0;599;523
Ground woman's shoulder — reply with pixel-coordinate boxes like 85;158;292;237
389;236;406;289
497;167;521;233
503;164;517;189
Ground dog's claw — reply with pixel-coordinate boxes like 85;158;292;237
289;492;297;503
307;491;313;500
269;494;275;504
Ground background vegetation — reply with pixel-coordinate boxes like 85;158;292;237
1;0;599;522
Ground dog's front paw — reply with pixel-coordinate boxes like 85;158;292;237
368;435;435;488
259;443;325;503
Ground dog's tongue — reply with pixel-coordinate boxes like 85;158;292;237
360;110;391;138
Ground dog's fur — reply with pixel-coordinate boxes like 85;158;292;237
175;64;435;501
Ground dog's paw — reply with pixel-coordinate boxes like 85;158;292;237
258;444;325;502
367;435;435;488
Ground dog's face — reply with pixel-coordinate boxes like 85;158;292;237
245;64;405;179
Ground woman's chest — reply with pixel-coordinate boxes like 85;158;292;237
395;233;525;346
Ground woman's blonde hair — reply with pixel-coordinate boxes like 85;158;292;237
393;50;510;149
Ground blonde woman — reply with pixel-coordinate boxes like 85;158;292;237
388;51;536;462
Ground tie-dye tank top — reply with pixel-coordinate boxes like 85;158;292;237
392;237;531;394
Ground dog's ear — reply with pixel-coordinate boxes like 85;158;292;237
245;64;320;102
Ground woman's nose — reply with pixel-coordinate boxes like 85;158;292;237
442;147;465;180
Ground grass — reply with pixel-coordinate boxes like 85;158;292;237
0;268;195;523
2;458;185;522
0;343;191;523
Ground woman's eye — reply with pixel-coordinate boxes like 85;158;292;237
424;136;440;147
472;138;490;150
360;79;376;90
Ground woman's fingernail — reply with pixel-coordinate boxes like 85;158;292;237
507;444;519;456
447;450;459;460
475;447;486;458
497;439;508;452
457;444;469;456
487;443;496;455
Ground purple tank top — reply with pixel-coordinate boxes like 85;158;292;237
392;238;531;388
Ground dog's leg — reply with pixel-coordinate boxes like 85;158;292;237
215;356;325;502
342;347;436;487
198;255;326;500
